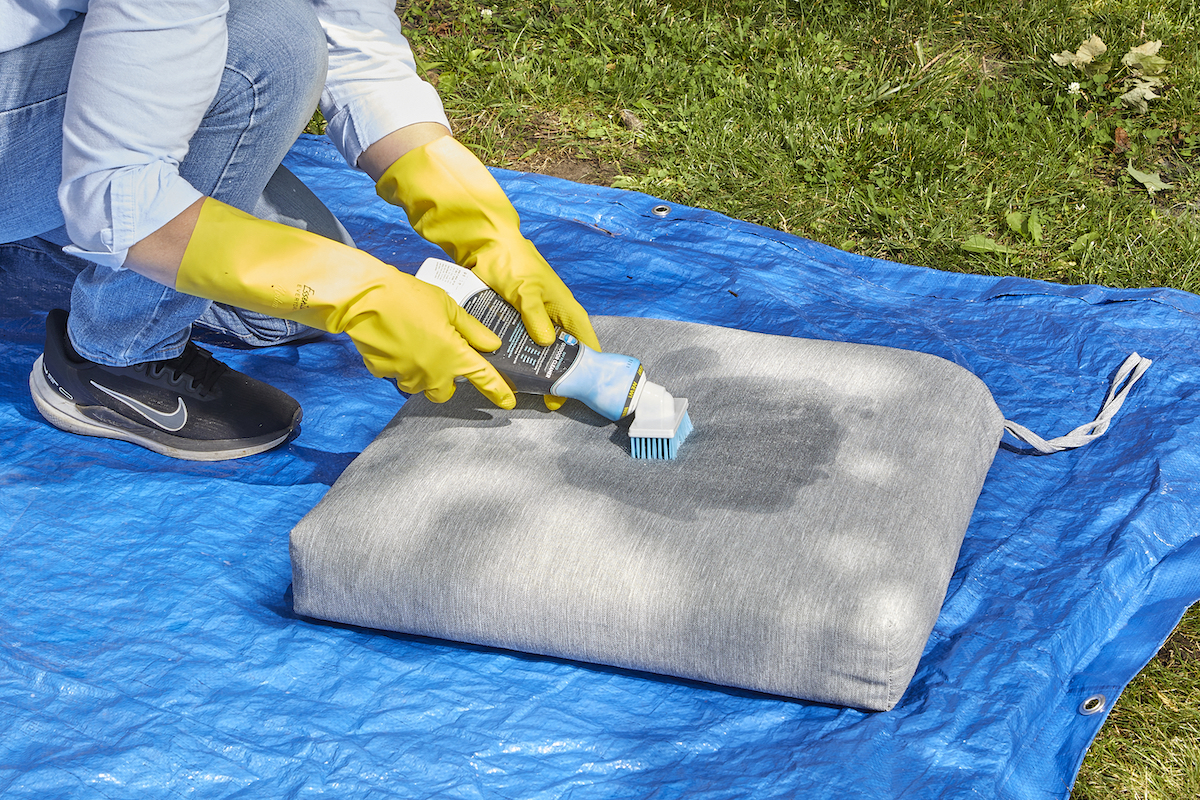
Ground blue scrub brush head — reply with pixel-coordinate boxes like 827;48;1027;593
628;381;693;460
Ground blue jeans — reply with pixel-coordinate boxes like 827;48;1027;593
0;0;352;364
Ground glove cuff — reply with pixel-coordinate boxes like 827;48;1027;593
177;198;389;335
374;136;524;264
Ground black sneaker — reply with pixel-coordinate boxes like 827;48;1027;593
30;309;302;461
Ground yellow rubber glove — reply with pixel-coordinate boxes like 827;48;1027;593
176;198;515;408
375;136;601;410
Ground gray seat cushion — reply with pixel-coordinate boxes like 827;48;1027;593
290;316;1004;710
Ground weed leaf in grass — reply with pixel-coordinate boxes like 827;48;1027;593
1126;164;1174;194
1070;232;1101;253
1025;213;1043;245
1005;211;1044;244
962;235;1017;255
1004;212;1025;237
1051;35;1108;73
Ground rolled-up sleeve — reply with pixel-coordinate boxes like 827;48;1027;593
59;0;227;268
315;0;451;169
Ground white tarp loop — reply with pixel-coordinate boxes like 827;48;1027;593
1003;353;1153;454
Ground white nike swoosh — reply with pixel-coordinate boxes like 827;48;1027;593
90;381;189;432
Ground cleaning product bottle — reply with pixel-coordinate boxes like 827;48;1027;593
414;258;692;459
415;258;646;420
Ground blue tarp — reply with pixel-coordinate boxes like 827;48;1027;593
2;134;1197;799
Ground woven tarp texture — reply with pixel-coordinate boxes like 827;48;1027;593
1;134;1197;799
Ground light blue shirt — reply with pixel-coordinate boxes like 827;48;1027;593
3;0;450;268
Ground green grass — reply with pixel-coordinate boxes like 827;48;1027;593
389;0;1199;291
370;0;1199;794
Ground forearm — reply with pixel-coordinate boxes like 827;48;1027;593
123;197;206;287
357;122;450;182
123;118;450;287
172;197;516;407
374;135;601;353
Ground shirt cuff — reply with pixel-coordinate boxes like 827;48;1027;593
324;82;452;170
61;166;204;271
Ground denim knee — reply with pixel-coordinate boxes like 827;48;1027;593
188;0;327;206
224;0;327;138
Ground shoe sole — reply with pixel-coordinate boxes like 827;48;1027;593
30;355;296;462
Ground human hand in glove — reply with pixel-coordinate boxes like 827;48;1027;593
175;198;516;408
374;135;601;409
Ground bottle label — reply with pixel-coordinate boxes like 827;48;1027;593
461;286;582;395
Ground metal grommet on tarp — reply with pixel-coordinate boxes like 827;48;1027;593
1078;694;1106;716
652;205;671;218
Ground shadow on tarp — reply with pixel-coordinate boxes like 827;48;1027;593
0;134;1196;800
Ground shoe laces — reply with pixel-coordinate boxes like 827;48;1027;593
143;343;228;396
